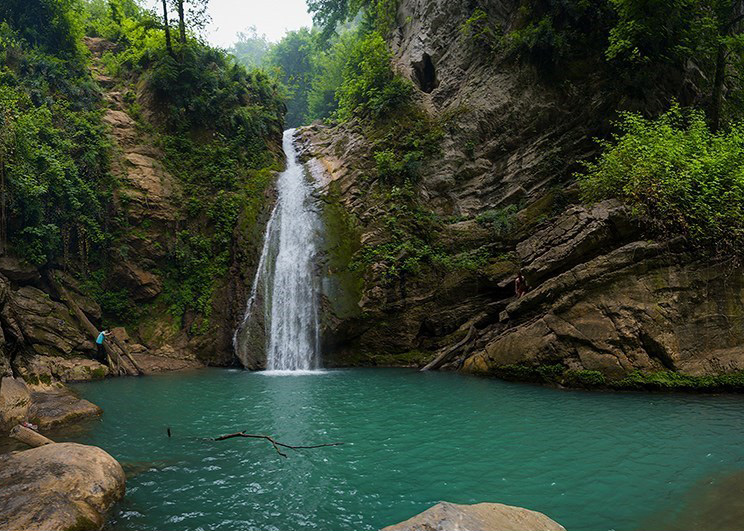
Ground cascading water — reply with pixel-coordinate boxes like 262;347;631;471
233;129;322;371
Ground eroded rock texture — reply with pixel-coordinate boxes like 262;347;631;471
0;442;125;531
296;0;744;383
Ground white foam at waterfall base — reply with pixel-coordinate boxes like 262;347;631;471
260;369;330;376
234;129;323;372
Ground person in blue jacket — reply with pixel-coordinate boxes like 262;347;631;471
96;330;111;363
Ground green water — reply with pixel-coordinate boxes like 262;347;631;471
69;369;744;531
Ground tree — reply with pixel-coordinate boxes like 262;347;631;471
608;0;744;131
230;26;270;68
264;28;316;126
161;0;174;57
170;0;210;45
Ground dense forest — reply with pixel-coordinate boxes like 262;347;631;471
237;0;744;262
0;0;285;341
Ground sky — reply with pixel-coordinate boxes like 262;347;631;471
143;0;314;47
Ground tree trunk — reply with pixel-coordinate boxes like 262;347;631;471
711;41;726;133
177;0;186;44
110;334;145;375
10;425;54;448
162;0;174;57
421;325;476;371
46;272;136;377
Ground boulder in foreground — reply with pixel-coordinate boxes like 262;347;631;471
0;442;125;531
381;501;566;531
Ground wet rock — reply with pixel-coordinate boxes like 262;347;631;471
466;244;744;380
381;501;565;531
27;388;102;430
132;352;203;373
0;442;126;531
110;327;130;343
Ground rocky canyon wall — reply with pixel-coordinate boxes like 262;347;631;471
298;0;744;385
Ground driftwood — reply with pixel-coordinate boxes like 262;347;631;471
421;325;476;372
10;425;54;448
47;272;138;377
214;431;344;458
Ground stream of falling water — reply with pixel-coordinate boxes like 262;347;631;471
233;129;322;371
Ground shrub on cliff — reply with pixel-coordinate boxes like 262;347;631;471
0;16;112;266
578;105;744;259
336;31;412;121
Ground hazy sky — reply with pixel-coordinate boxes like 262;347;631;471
144;0;314;47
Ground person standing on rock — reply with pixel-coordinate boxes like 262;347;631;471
515;271;529;298
95;330;111;364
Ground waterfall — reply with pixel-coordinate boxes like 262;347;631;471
233;129;322;371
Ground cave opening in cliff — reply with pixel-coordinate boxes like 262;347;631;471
413;53;438;93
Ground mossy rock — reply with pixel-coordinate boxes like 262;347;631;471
612;370;744;391
561;369;606;388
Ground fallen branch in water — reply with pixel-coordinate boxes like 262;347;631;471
213;431;344;458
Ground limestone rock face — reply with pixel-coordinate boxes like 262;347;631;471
381;502;566;531
12;286;95;359
463;203;744;379
0;442;126;531
295;0;744;382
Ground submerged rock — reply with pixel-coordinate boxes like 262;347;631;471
0;442;125;531
381;501;566;531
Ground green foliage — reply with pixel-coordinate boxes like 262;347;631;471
307;0;399;39
336;31;412;120
606;0;744;125
476;205;520;239
81;0;147;42
562;369;606;388
461;8;501;51
144;44;283;140
306;29;360;121
578;105;744;258
351;184;439;282
81;270;138;324
158;135;279;326
501;0;614;68
0;19;113;266
0;0;85;58
229;26;270;69
263;28;315;127
606;0;716;64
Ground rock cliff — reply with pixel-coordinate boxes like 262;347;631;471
297;0;744;386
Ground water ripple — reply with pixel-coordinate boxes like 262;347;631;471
72;368;744;531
